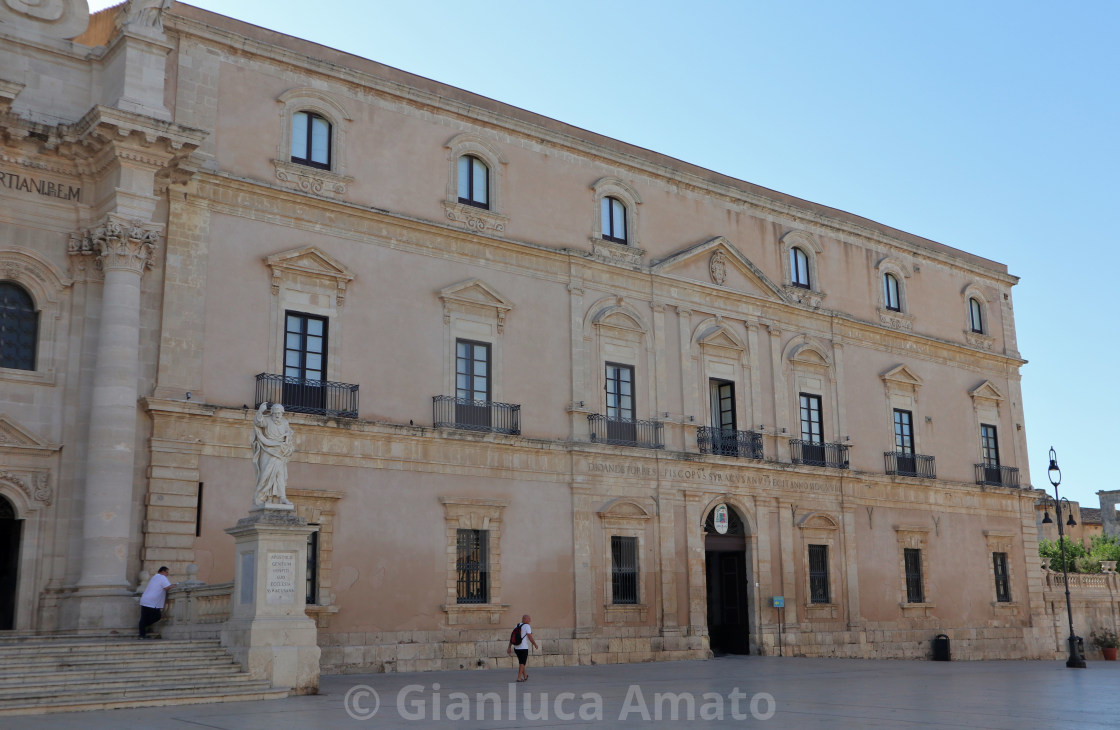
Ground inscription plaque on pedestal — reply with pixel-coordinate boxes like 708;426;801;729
240;551;256;604
266;551;297;605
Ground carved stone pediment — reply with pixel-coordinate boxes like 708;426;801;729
880;364;923;389
969;380;1004;403
0;414;60;453
265;246;355;306
652;236;786;302
439;278;514;331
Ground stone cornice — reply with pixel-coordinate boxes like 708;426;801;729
188;173;1025;374
165;11;1016;286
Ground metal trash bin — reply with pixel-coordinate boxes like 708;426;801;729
932;633;950;661
1074;636;1084;658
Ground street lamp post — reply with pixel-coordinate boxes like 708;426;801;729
1041;446;1086;668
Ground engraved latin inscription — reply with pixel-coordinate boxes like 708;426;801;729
266;551;297;605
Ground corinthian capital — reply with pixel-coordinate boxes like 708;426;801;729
69;216;161;275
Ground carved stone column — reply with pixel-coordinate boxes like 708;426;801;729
67;216;160;628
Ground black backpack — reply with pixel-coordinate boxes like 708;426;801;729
509;622;523;646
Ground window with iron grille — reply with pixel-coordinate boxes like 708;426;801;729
993;551;1011;603
611;536;638;604
808;544;830;604
601;196;628;244
0;282;38;371
456;528;488;604
290;111;331;169
306;528;319;605
457;155;489;209
904;548;924;603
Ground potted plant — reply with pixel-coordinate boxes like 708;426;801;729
1090;629;1119;660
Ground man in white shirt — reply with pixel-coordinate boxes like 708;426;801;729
506;613;538;681
138;566;176;639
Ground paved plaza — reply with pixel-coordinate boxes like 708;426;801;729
6;656;1119;729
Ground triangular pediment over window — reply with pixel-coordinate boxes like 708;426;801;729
651;236;787;302
969;380;1005;402
439;278;515;332
880;364;924;388
265;246;355;305
0;414;59;452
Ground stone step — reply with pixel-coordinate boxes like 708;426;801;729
1;645;228;662
0;675;273;701
0;636;291;716
0;685;290;717
0;662;244;687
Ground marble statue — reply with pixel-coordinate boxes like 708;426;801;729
251;402;295;508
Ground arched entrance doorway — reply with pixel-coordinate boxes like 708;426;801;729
0;495;20;630
704;504;749;655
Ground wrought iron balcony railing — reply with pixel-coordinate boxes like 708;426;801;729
433;395;521;435
975;463;1020;488
588;414;664;449
696;426;764;459
255;373;358;418
884;451;936;479
790;439;850;469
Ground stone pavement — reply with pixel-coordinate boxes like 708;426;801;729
5;656;1119;729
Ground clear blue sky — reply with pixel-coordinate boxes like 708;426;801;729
91;0;1119;507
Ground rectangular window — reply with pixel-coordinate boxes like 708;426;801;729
456;528;488;604
455;340;492;429
306;528;319;605
605;363;636;442
893;409;913;455
799;393;823;443
808;544;830;604
283;311;328;412
291;111;331;169
993;552;1011;603
980;424;1000;467
904;548;924;603
611;536;639;604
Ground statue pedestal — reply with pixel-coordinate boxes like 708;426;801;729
221;507;320;694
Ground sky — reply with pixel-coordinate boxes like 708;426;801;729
90;0;1119;507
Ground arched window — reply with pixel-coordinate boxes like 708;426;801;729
968;297;984;333
0;282;37;371
457;155;490;209
790;247;811;288
884;273;901;312
600;196;628;244
291;111;332;169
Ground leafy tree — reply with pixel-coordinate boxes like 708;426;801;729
1039;537;1088;573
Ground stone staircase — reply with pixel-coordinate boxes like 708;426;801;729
0;634;289;716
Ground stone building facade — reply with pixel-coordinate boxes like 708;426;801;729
0;1;1061;667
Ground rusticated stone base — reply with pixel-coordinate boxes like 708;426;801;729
317;629;709;675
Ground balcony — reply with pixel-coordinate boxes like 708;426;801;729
433;395;521;435
255;373;358;418
975;463;1020;488
790;439;850;469
588;414;664;449
696;427;764;459
884;451;936;479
